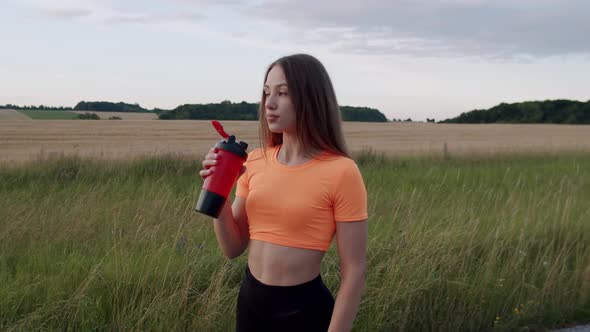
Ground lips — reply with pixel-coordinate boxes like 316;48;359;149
267;115;279;120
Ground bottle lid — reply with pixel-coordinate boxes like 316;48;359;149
215;135;248;160
210;120;248;159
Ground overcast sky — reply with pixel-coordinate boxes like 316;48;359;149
2;0;589;121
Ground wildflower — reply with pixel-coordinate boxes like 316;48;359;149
494;316;501;326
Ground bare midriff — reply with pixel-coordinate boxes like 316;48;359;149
247;239;326;286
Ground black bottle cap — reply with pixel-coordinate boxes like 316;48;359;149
215;135;248;160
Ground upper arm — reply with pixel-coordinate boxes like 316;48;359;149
335;219;368;275
232;196;250;251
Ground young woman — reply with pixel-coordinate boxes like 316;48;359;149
199;54;368;332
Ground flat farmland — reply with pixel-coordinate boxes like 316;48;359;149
1;120;590;164
0;109;31;121
19;110;80;119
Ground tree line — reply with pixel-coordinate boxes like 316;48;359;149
440;99;590;124
158;100;388;122
1;101;388;122
73;101;151;113
5;99;590;124
0;104;73;110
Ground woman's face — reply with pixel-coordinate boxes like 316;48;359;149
264;65;296;134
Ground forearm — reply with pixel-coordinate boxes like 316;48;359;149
212;200;245;259
328;269;365;332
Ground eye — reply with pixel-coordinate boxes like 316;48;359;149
279;91;288;96
263;91;270;97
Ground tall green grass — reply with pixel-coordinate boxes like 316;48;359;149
1;151;589;331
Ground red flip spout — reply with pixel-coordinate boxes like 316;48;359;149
211;120;230;139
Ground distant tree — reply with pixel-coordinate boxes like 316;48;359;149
1;103;72;110
108;116;122;120
441;99;590;124
74;101;150;113
340;106;388;122
78;112;101;120
157;101;388;122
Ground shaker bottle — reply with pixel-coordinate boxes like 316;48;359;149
195;120;248;218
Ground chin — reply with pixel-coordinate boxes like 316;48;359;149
268;123;283;133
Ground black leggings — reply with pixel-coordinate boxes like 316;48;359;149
236;265;335;332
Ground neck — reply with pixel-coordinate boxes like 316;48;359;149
278;132;306;164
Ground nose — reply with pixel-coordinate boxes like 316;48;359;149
265;94;277;111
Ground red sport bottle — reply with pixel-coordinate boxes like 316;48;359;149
195;120;248;218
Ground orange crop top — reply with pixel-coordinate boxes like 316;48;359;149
235;145;368;252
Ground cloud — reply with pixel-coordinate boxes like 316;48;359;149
172;0;250;5
26;0;590;59
241;0;590;59
38;8;93;20
103;12;204;24
32;1;204;25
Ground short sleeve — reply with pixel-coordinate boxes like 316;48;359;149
333;161;368;222
236;148;262;198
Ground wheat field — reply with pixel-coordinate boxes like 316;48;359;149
1;120;590;164
0;109;31;121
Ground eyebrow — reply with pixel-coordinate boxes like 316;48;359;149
263;83;288;89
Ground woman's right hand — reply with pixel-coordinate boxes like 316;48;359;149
199;147;219;179
199;147;246;180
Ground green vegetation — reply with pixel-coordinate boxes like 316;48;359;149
441;99;590;124
340;106;387;122
158;100;388;122
18;110;79;120
77;112;101;120
3;101;388;122
0;104;72;111
15;110;112;120
1;151;589;331
159;100;258;120
74;101;151;113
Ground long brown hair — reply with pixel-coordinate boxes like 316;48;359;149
258;54;350;160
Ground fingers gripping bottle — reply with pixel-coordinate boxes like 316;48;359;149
195;120;248;218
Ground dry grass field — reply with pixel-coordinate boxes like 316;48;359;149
0;109;31;121
1;120;589;164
